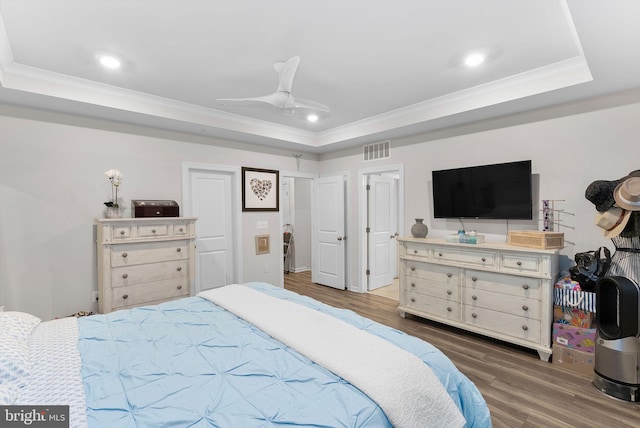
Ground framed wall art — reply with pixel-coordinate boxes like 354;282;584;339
242;167;279;211
255;234;270;255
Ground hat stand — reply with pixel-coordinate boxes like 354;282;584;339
594;211;640;402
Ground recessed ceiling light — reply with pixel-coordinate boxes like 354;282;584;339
307;114;319;122
99;55;121;69
464;53;485;67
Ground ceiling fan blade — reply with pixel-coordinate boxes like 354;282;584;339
217;91;289;108
273;56;300;93
286;96;331;114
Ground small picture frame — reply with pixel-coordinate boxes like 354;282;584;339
255;234;270;255
242;167;279;211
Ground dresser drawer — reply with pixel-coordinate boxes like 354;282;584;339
463;305;541;343
404;261;459;284
462;287;540;320
432;246;496;268
112;278;189;309
501;253;542;274
405;242;430;258
110;241;189;267
111;260;188;287
464;270;541;300
405;291;461;322
137;223;170;238
172;222;190;237
405;276;459;301
111;225;133;241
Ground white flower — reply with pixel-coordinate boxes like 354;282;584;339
104;169;123;207
105;169;123;186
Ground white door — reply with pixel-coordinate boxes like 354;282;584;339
368;175;396;290
189;171;235;292
312;175;346;289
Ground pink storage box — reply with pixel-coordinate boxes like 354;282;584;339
552;322;596;353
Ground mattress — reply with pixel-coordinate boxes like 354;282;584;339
10;282;491;427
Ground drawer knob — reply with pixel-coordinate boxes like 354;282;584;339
447;290;452;295
471;276;477;282
472;295;477;301
176;248;182;252
177;285;182;290
481;257;486;262
522;305;529;311
517;261;522;266
471;313;477;319
179;228;184;232
447;307;452;312
522;284;530;290
447;272;452;278
177;267;182;272
122;252;128;258
411;282;416;288
413;249;418;254
438;252;443;257
152;229;156;233
122;273;128;279
410;266;415;271
122;294;128;299
522;325;528;331
410;297;416;303
120;230;125;235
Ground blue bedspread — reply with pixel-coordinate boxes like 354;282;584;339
78;282;491;427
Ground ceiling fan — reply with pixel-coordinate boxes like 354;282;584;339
217;56;330;118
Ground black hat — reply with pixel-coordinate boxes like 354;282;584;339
586;170;640;212
585;180;620;212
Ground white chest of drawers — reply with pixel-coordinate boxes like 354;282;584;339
398;237;559;361
95;217;197;313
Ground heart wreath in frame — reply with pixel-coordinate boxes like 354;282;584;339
250;178;272;200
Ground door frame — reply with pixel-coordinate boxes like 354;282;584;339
357;164;405;293
181;162;243;292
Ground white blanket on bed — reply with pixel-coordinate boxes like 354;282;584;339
199;284;465;428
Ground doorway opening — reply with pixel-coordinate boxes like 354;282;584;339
279;172;349;291
358;164;405;296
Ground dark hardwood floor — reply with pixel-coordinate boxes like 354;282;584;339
283;271;640;428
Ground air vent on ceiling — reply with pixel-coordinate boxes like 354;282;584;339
363;140;390;162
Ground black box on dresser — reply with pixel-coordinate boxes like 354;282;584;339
132;200;179;217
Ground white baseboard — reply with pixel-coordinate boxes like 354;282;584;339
288;267;309;273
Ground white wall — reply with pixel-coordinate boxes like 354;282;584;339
318;98;640;289
0;107;318;320
2;94;640;318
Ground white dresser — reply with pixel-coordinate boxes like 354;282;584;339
95;217;197;313
398;237;559;361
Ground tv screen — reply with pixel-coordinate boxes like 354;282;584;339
432;160;533;220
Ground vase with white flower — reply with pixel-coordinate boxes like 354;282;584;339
104;169;123;218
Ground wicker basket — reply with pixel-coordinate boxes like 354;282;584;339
508;231;564;249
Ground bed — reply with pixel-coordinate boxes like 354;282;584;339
1;282;491;427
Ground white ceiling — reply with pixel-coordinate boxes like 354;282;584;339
1;0;639;154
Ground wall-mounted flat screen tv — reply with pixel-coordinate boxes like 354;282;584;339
432;160;533;220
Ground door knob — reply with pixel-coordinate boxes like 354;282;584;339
337;236;343;241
